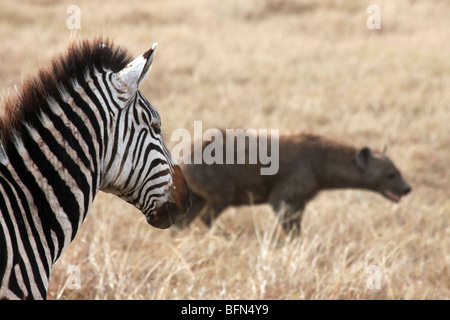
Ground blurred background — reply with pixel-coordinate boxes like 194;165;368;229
0;0;448;299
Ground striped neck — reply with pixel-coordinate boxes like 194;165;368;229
0;76;110;300
0;81;108;262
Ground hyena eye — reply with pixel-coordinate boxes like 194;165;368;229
387;173;397;180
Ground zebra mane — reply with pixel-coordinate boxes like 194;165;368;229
0;38;132;151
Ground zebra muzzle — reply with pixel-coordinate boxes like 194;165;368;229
145;201;189;229
145;164;191;229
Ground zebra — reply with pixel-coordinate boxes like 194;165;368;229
0;38;191;299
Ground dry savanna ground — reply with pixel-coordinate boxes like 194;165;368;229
0;0;448;299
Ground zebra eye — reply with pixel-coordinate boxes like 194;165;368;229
152;125;161;135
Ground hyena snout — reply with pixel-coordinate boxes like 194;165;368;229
381;178;412;203
402;184;412;195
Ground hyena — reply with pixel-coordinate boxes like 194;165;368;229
175;130;411;235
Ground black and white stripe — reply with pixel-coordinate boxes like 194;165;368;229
0;39;189;299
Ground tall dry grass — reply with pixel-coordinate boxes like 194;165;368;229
0;0;448;299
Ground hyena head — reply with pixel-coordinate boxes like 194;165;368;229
355;147;412;202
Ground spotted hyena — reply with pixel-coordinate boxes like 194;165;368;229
176;131;411;235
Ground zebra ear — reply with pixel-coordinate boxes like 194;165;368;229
115;42;157;90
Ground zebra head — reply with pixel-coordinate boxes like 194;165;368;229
100;44;191;229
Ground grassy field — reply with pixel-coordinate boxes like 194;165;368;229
0;0;448;299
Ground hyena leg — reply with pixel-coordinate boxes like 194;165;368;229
269;197;306;236
198;183;234;228
175;192;206;229
199;202;228;228
280;203;305;237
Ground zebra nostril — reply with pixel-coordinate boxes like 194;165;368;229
166;202;178;213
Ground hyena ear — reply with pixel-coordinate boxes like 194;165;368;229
115;42;158;91
355;147;372;170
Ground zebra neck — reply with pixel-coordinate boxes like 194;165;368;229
0;141;6;164
1;125;101;262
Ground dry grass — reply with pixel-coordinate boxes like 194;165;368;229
0;0;448;299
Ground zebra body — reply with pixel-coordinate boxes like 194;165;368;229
0;39;190;299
